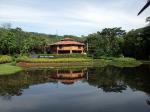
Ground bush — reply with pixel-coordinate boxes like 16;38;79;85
0;55;12;64
16;56;30;62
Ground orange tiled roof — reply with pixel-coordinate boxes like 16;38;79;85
51;38;85;46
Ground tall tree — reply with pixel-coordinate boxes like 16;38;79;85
123;26;150;59
86;27;126;58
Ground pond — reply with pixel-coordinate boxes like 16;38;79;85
0;65;150;112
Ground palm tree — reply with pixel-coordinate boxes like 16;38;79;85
138;0;150;15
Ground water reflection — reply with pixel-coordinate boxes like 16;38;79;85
51;69;87;85
0;68;88;97
0;65;150;96
0;65;150;112
0;69;56;96
87;67;127;92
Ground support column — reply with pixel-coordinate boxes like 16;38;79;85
81;50;84;54
70;50;72;54
57;46;59;54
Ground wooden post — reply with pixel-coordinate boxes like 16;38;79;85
57;46;59;54
81;50;84;54
70;50;72;54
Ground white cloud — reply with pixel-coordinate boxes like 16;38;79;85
64;4;146;30
0;0;149;35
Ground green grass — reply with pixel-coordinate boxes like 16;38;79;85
16;56;142;68
0;64;22;75
16;56;92;63
107;57;142;67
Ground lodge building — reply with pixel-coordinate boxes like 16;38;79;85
49;38;85;54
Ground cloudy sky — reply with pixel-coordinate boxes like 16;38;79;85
0;0;149;36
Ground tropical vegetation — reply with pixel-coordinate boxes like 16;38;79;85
86;27;150;60
0;23;149;69
0;1;149;62
0;55;12;64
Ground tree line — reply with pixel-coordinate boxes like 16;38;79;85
0;27;57;54
86;27;150;60
0;25;82;55
0;24;149;60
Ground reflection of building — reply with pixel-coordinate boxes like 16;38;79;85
51;69;87;85
49;38;85;54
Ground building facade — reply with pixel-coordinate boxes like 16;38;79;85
49;38;85;54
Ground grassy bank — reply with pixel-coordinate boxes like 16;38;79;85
16;56;142;68
0;55;143;75
107;57;142;67
0;64;22;75
16;56;92;63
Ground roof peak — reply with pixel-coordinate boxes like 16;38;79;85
61;38;74;41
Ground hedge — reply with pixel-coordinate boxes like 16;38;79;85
38;53;88;58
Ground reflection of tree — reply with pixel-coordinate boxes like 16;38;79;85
0;68;87;98
87;66;127;92
0;64;149;102
128;65;150;107
0;69;57;98
87;64;150;94
122;64;150;94
55;65;150;106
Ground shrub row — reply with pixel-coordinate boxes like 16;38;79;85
16;56;91;63
0;55;12;64
38;53;88;59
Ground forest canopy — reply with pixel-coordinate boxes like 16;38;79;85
0;24;149;60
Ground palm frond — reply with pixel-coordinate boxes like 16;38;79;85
138;0;150;15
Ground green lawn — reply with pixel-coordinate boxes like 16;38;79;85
16;56;142;68
0;64;22;75
106;57;142;67
0;57;142;75
16;56;92;63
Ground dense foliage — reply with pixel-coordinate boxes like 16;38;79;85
123;26;150;59
0;27;48;54
0;26;81;55
86;27;126;58
0;24;149;60
86;27;150;60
